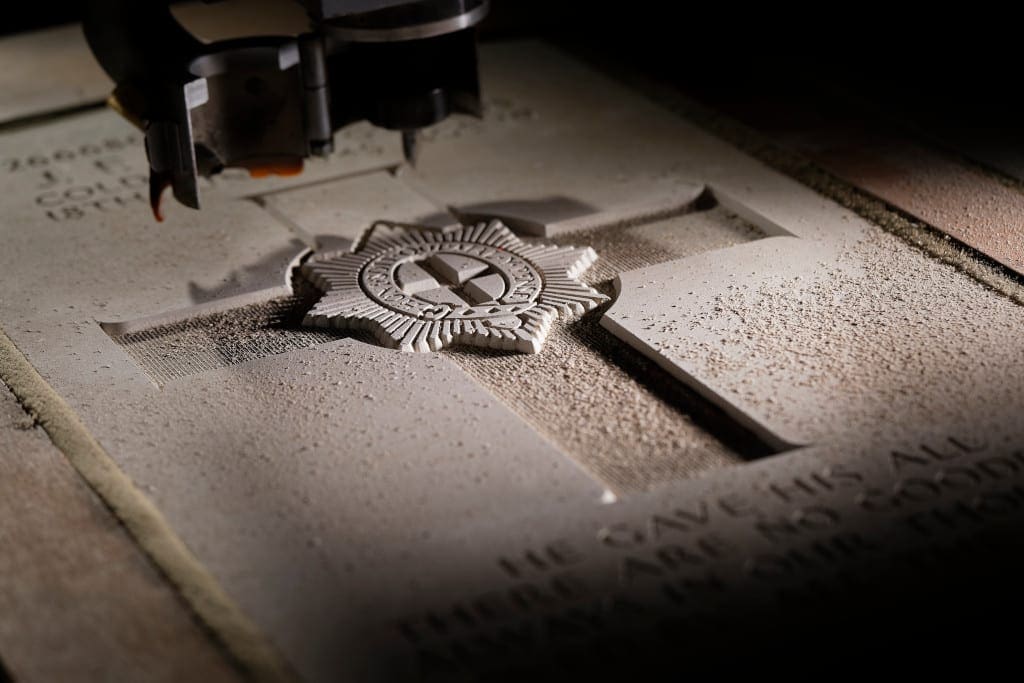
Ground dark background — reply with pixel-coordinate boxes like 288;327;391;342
5;1;1019;115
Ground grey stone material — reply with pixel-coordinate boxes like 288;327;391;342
0;382;242;682
462;272;505;304
1;38;1023;682
601;180;1024;450
262;169;457;250
0;25;111;125
429;253;490;284
396;261;441;295
301;221;608;353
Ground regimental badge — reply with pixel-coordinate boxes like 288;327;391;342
301;220;609;353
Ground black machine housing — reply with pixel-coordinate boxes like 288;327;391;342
82;0;487;214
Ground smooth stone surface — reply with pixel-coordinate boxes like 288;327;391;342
405;43;717;238
453;182;708;238
0;120;308;331
416;286;471;308
463;273;505;304
0;24;111;125
263;169;456;249
397;261;441;295
703;92;1024;277
429;253;490;284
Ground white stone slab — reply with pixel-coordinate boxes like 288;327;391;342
396;44;723;237
451;181;708;238
0;61;607;681
414;43;1014;451
602;230;1024;448
262;170;456;249
0;24;111;125
3;39;1023;682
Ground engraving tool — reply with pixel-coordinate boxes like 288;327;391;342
82;0;488;218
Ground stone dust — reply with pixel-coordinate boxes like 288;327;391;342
449;206;770;493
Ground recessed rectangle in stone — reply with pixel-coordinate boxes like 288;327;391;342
105;297;342;386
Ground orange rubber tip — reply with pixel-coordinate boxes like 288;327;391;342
247;159;305;178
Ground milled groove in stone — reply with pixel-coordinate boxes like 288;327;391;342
448;306;768;493
446;213;774;493
108;296;346;386
106;207;773;491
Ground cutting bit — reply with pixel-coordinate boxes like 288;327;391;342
83;0;487;214
401;130;419;167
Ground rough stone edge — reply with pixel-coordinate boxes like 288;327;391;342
557;42;1024;308
0;328;297;683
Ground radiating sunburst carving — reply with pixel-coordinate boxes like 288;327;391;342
301;220;608;353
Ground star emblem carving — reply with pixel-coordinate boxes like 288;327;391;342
301;220;609;353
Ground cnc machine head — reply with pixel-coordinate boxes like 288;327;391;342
82;0;487;218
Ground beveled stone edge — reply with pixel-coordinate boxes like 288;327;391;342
0;327;298;683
